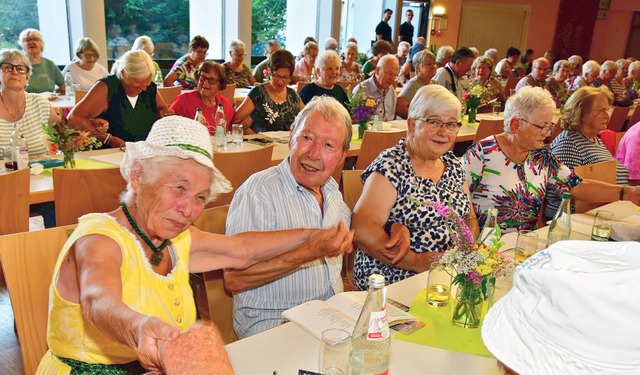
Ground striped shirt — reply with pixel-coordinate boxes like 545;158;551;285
0;92;50;156
226;158;351;339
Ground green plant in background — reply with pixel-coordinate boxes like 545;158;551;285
356;52;367;66
0;0;39;50
251;0;287;55
429;44;438;56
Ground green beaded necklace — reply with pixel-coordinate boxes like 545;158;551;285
121;202;168;266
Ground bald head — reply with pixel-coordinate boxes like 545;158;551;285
532;57;550;81
375;55;400;90
416;37;426;45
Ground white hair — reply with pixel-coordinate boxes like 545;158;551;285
229;39;246;53
582;60;601;75
503;87;555;133
408;85;461;120
600;60;617;73
398;41;411;53
115;50;154;80
18;28;44;49
436;45;454;62
290;96;352;151
132;35;154;55
629;61;640;74
484;48;498;59
553;59;571;74
324;37;338;51
315;50;341;71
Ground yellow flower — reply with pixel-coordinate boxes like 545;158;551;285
470;85;485;97
484;257;497;267
476;264;493;275
364;98;376;107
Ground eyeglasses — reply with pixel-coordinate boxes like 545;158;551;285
592;107;609;117
271;73;291;81
233;52;247;57
415;117;462;132
192;48;208;56
82;52;98;59
1;62;29;75
198;74;220;85
518;118;556;136
25;38;41;43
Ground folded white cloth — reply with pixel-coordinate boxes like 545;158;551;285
611;215;640;241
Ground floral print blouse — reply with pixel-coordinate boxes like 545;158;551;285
248;85;302;133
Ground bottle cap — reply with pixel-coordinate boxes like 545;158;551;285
368;274;385;288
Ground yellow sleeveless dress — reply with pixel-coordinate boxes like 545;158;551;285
36;214;196;374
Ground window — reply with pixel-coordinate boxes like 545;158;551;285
0;0;39;50
251;0;287;55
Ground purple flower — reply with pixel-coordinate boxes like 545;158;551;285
466;270;483;288
354;106;372;122
626;90;638;101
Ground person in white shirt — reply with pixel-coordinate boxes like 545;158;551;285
433;46;474;101
62;37;109;91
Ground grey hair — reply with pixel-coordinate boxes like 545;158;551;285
408;84;461;120
75;37;100;59
344;42;358;54
398;41;411;53
303;41;319;55
324;37;338;51
553;59;570;74
503;86;555;133
628;61;640;74
469;47;479;57
484;48;497;59
315;50;341;71
229;39;246;53
412;50;435;67
582;60;601;75
472;55;494;72
568;55;583;67
115;50;154;80
436;45;454;62
600;60;617;73
18;28;44;49
0;48;32;75
290;96;353;151
132;35;154;55
616;58;630;71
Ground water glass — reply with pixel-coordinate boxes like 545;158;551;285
591;210;613;241
492;101;501;115
514;230;538;265
318;329;350;375
426;262;452;307
231;124;243;145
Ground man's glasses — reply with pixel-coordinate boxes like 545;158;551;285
519;118;556;136
416;117;462;132
1;62;29;75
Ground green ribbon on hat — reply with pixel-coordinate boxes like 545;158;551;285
165;143;212;160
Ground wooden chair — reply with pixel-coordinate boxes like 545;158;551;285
573;160;617;213
0;224;77;374
0;168;29;235
211;146;274;207
74;89;88;104
53;167;127;226
503;77;518;98
192;205;238;344
336;81;356;95
296;81;308;93
157;86;182;106
219;83;236;106
472;119;504;144
607;106;630;132
355;130;405;170
626;105;640;131
341;170;365;288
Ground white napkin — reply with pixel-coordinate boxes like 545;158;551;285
611;215;640;241
29;163;44;175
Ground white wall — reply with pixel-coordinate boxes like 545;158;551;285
190;0;224;60
37;0;70;64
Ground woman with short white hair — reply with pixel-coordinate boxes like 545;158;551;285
62;37;109;90
299;50;349;108
223;39;256;88
132;35;162;81
625;60;640;90
339;42;361;81
546;59;570;101
435;45;454;68
569;60;600;90
396;41;410;66
596;60;621;99
19;28;65;94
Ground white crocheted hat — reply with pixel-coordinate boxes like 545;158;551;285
121;115;231;201
482;240;640;375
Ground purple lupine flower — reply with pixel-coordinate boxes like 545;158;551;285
354;106;372;122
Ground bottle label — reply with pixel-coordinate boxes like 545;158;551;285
367;308;390;340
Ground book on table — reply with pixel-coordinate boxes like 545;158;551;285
282;291;417;340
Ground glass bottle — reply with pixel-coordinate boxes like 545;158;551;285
10;124;28;170
547;192;572;246
64;70;75;101
480;208;499;245
349;274;390;375
153;69;164;88
214;104;227;148
194;108;213;134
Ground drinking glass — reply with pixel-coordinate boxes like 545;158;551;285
492;101;501;115
318;328;351;375
231;124;243;145
514;230;538;265
591;210;613;241
426;262;452;307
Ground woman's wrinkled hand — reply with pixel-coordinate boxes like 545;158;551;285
136;315;179;373
382;223;411;265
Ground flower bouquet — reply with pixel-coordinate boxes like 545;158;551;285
262;68;271;82
425;200;513;328
555;89;574;109
42;119;102;168
347;87;378;139
463;83;489;123
512;63;526;78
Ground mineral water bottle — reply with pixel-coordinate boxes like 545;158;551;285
480;208;499;245
349;274;390;375
214;104;227;148
153;69;163;88
194;108;214;135
10;124;28;170
64;70;75;101
547;192;572;246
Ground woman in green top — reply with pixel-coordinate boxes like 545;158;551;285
362;40;392;79
19;28;65;94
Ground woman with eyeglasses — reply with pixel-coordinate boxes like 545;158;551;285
223;40;256;88
396;50;438;119
170;62;234;133
163;35;209;90
233;49;303;134
19;28;65;94
462;87;639;233
0;49;59;155
351;85;479;290
62;37;109;91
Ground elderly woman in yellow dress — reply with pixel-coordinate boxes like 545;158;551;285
351;85;479;290
36;116;352;373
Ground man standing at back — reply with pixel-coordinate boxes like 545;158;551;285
398;9;414;45
224;96;354;339
434;46;475;101
375;9;393;43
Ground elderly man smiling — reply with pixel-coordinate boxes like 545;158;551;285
353;54;400;121
515;57;550;91
433;46;475;101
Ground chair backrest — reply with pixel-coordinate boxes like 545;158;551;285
53;167;127;226
296;81;308;93
355;130;405;170
74;89;88;105
472;119;504;144
545;118;563;145
626;106;640;131
607;106;630;132
191;205;238;344
219;83;236;106
573;160;617;213
0;224;76;374
157;86;182;106
0;168;29;235
342;169;364;212
615;131;626;151
211;146;274;207
503;77;518;97
336;81;355;95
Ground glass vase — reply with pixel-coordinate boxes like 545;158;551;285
467;106;477;124
451;285;483;328
62;150;76;169
358;121;367;140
